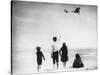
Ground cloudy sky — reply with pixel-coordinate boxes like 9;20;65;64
12;1;97;50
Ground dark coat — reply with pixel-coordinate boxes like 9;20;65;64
59;46;68;62
72;54;84;68
36;51;45;65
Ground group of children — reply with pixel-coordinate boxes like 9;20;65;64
36;36;84;71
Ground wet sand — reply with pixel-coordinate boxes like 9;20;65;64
12;48;97;75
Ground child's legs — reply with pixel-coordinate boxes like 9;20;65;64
53;51;59;69
56;57;59;69
37;65;40;71
37;60;42;71
55;51;59;69
53;52;56;64
53;57;56;68
63;62;66;68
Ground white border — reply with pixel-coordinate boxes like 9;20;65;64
0;0;99;75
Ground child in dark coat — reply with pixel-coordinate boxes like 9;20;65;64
59;42;68;68
36;46;45;71
72;53;84;68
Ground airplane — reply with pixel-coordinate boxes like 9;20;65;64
72;7;80;14
64;7;80;14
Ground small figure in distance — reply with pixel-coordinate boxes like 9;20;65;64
51;36;59;69
72;53;84;68
36;46;45;71
59;42;68;68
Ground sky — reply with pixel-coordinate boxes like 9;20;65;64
12;1;97;50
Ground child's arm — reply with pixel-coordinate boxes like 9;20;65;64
51;50;53;58
51;45;53;58
59;48;62;56
41;52;45;60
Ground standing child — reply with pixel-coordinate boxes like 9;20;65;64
51;36;59;69
59;42;68;68
36;46;45;71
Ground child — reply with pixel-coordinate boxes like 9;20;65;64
36;46;45;71
59;42;68;68
51;36;59;69
72;53;84;68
